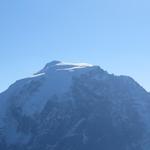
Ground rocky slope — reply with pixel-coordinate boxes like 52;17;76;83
0;61;150;150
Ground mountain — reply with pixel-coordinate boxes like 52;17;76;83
0;60;150;150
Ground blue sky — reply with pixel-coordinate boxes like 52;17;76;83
0;0;150;92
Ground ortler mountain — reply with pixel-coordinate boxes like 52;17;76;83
0;61;150;150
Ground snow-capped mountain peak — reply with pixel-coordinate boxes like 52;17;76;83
35;60;95;75
0;61;150;150
1;61;102;117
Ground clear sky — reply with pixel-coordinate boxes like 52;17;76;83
0;0;150;92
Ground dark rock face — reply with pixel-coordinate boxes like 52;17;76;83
0;62;150;150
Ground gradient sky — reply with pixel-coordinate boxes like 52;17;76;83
0;0;150;92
